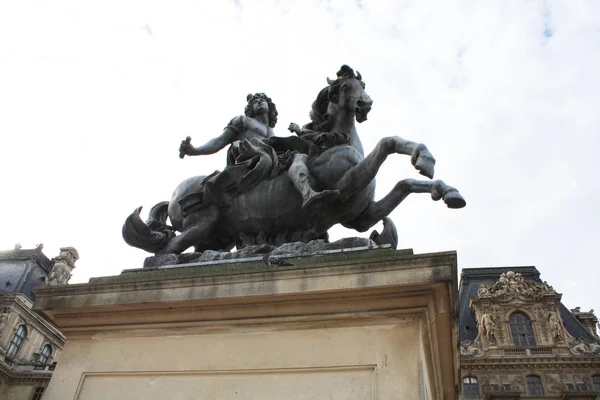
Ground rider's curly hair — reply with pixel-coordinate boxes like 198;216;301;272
245;93;278;128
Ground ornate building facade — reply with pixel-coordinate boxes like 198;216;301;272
459;267;600;399
0;245;78;399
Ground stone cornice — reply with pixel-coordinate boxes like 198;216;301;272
461;267;541;283
33;249;458;315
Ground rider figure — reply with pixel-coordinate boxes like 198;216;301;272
179;93;339;213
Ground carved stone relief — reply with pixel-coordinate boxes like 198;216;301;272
460;340;483;357
548;310;563;343
0;309;8;334
544;373;563;394
474;271;557;304
569;337;600;356
470;271;566;348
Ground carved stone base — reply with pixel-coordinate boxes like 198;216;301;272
143;237;379;268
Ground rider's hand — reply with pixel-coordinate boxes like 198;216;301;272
288;123;301;134
179;137;194;158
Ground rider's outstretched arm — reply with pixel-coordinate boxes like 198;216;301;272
188;127;238;156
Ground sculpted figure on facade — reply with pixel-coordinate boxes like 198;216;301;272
548;310;563;343
543;374;563;394
123;65;466;255
0;310;8;333
480;312;496;344
477;284;491;297
47;247;78;285
47;264;70;285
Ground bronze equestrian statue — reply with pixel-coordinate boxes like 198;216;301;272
123;65;465;255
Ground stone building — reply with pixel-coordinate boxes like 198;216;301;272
0;245;78;399
459;267;600;399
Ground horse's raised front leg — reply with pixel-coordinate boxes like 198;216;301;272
344;179;466;232
335;136;436;202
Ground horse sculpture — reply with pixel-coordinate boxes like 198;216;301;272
123;65;466;255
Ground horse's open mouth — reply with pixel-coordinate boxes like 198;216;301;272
355;106;371;123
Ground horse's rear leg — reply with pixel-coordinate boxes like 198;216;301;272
344;179;466;232
158;205;220;254
335;136;436;202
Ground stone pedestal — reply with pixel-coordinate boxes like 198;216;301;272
33;248;458;399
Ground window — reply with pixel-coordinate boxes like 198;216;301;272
463;377;480;399
592;375;600;392
38;344;52;366
527;375;543;396
6;324;27;361
32;386;44;400
509;312;536;346
574;375;588;391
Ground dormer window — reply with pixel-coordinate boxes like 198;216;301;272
509;312;536;346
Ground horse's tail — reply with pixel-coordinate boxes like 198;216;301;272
122;202;176;254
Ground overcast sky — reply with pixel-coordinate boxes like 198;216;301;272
1;1;598;309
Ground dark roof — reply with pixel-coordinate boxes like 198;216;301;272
0;248;53;272
458;266;596;342
0;247;53;300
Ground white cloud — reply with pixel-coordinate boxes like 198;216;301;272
0;0;599;308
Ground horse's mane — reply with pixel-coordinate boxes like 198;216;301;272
306;86;333;132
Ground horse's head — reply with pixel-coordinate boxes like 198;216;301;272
308;65;373;132
327;65;372;123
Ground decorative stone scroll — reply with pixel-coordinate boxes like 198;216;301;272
569;338;600;356
460;340;483;357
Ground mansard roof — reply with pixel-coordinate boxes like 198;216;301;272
458;266;596;342
0;246;53;301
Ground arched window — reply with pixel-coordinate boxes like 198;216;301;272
32;386;45;400
463;376;480;399
38;344;52;365
509;312;536;346
6;324;27;361
592;375;600;392
527;375;543;396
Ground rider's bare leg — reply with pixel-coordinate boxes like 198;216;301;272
288;153;339;213
158;205;220;254
343;179;466;232
335;136;436;202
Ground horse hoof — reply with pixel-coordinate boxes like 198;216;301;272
443;189;466;209
302;189;340;215
415;154;435;179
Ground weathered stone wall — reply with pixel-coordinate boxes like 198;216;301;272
35;248;459;400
